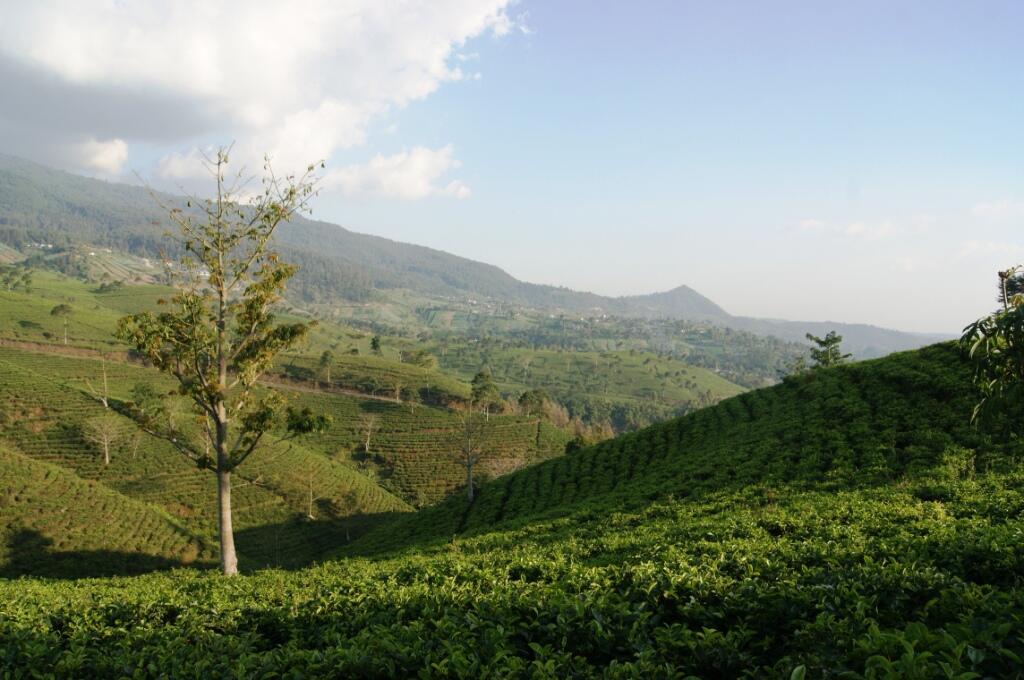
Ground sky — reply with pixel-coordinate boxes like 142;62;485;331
0;1;1021;334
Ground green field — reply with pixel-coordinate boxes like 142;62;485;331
437;343;745;430
0;341;569;569
0;269;750;433
1;343;1022;676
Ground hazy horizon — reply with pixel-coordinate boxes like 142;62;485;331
0;1;1020;334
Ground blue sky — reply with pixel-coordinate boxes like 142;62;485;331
319;1;1024;333
1;1;1021;332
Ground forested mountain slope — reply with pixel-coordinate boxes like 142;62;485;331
0;153;942;355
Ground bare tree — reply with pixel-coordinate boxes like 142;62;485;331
304;465;326;519
127;428;144;460
84;353;110;409
50;304;72;345
83;413;123;466
454;410;488;503
359;413;379;454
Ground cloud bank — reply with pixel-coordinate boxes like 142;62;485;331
0;0;518;196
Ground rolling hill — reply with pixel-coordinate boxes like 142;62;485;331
0;152;943;356
1;342;1021;676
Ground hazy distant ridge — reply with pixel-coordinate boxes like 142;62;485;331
0;153;942;356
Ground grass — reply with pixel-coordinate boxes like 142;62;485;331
1;344;1023;676
437;343;745;429
348;343;1006;553
0;342;569;571
0;443;215;578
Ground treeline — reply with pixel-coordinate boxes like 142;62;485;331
449;315;806;388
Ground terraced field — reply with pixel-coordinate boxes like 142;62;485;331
0;346;417;567
277;349;469;403
284;386;571;505
345;342;1017;554
3;342;1024;677
0;343;570;570
436;343;745;430
0;444;214;577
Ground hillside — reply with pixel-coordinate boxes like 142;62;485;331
0;346;415;565
437;343;745;430
347;342;1016;553
0;153;942;356
0;444;215;578
0;269;749;432
1;343;1022;677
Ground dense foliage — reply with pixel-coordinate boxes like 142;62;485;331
961;264;1024;433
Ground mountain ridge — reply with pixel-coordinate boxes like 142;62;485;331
0;152;944;356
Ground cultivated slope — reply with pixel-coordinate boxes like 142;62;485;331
0;346;414;570
2;342;1022;677
0;444;214;577
345;342;1014;553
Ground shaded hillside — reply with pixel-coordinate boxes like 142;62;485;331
0;153;939;356
0;444;214;578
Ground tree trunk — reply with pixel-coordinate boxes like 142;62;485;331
466;460;474;503
217;467;239;575
63;318;68;345
103;441;110;466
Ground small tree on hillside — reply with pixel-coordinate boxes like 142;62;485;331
518;388;551;418
403;387;421;414
1;267;32;293
303;463;327;520
83;413;123;466
806;331;851;369
84;354;110;409
471;370;500;420
961;265;1024;429
318;349;334;387
115;148;329;576
370;335;382;355
50;304;72;345
359;413;379;455
454;410;488;503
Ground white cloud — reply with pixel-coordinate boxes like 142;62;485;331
156;148;209;180
795;218;824;231
73;137;128;174
841;221;895;240
0;1;518;182
972;199;1024;220
328;145;470;200
792;218;898;240
959;240;1024;258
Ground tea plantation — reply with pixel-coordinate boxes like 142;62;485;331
1;342;1022;677
0;342;569;569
